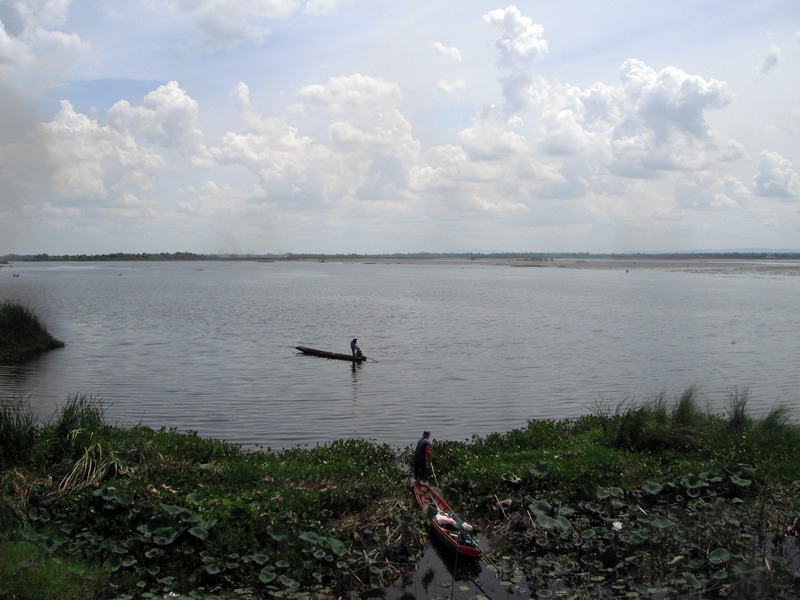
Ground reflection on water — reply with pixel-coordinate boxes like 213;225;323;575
1;261;798;449
369;540;529;600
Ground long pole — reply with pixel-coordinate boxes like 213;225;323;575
430;459;439;489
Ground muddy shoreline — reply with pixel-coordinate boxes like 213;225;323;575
302;255;800;276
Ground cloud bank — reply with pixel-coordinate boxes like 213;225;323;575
0;1;798;254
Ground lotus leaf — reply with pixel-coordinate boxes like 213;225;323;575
188;526;208;540
708;548;731;564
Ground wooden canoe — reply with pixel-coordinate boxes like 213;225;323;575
413;481;482;558
295;346;367;362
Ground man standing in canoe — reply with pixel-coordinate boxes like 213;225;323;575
413;431;432;486
350;336;360;358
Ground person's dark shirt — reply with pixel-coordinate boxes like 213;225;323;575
414;437;432;462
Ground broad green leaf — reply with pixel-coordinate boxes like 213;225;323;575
188;527;209;540
328;538;347;557
267;524;289;542
528;462;552;477
680;474;706;489
160;504;187;516
121;555;137;567
708;548;731;564
711;569;728;580
529;499;552;516
642;481;663;495
104;556;122;572
299;530;321;545
596;486;623;500
683;571;702;589
555;516;571;530
114;493;133;507
152;526;178;545
650;516;675;529
536;514;559;530
259;569;276;583
186;492;205;505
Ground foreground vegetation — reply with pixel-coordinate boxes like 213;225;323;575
0;301;64;363
1;388;799;599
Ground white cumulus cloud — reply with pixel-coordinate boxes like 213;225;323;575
752;150;800;199
433;41;462;62
484;5;548;114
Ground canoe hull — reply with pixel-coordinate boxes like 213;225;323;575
295;346;366;362
413;481;481;558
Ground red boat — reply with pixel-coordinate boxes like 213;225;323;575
413;481;482;558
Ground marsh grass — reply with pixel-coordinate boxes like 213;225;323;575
0;471;27;535
727;386;753;432
760;403;792;433
51;392;106;440
40;393;109;468
0;300;64;363
0;541;109;599
0;394;37;465
591;387;713;452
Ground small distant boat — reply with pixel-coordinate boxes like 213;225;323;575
295;346;367;363
413;481;482;557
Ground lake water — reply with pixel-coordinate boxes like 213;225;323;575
1;259;798;450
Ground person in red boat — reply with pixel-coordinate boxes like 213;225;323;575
413;431;432;486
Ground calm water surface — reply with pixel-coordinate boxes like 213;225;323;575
1;260;797;449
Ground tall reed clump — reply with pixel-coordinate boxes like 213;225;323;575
0;395;38;535
41;393;125;494
49;392;107;451
726;385;752;432
595;386;711;452
0;394;38;466
0;300;64;363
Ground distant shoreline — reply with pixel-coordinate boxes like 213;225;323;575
286;255;800;276
3;252;800;276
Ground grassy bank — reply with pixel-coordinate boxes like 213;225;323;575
0;301;64;363
1;389;798;599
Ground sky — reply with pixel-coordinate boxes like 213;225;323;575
1;1;798;255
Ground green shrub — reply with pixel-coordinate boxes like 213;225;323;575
0;300;64;363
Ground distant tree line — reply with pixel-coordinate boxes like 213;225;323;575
1;252;211;262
